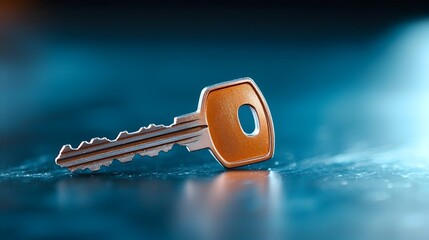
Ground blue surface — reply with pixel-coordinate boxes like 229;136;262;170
1;4;429;240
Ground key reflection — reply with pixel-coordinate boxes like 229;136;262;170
54;170;284;239
176;171;284;240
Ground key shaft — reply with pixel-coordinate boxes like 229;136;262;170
56;113;209;171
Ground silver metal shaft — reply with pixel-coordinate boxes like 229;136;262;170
55;113;208;172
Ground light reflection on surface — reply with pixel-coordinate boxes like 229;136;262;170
177;171;283;240
43;168;284;240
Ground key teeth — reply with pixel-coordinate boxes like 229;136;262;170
61;144;73;153
117;155;133;163
116;131;129;140
62;123;169;152
89;165;100;171
142;124;166;131
114;124;165;141
163;144;174;152
79;141;92;148
66;137;111;151
147;123;163;129
137;143;174;157
91;137;109;144
68;158;114;172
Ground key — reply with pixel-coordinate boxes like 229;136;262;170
55;77;275;172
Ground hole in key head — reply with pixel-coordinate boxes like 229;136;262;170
238;104;260;136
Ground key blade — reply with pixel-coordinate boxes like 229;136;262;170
55;115;207;172
56;124;165;171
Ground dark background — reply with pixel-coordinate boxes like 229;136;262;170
1;1;429;239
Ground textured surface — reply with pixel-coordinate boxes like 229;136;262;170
2;145;429;240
